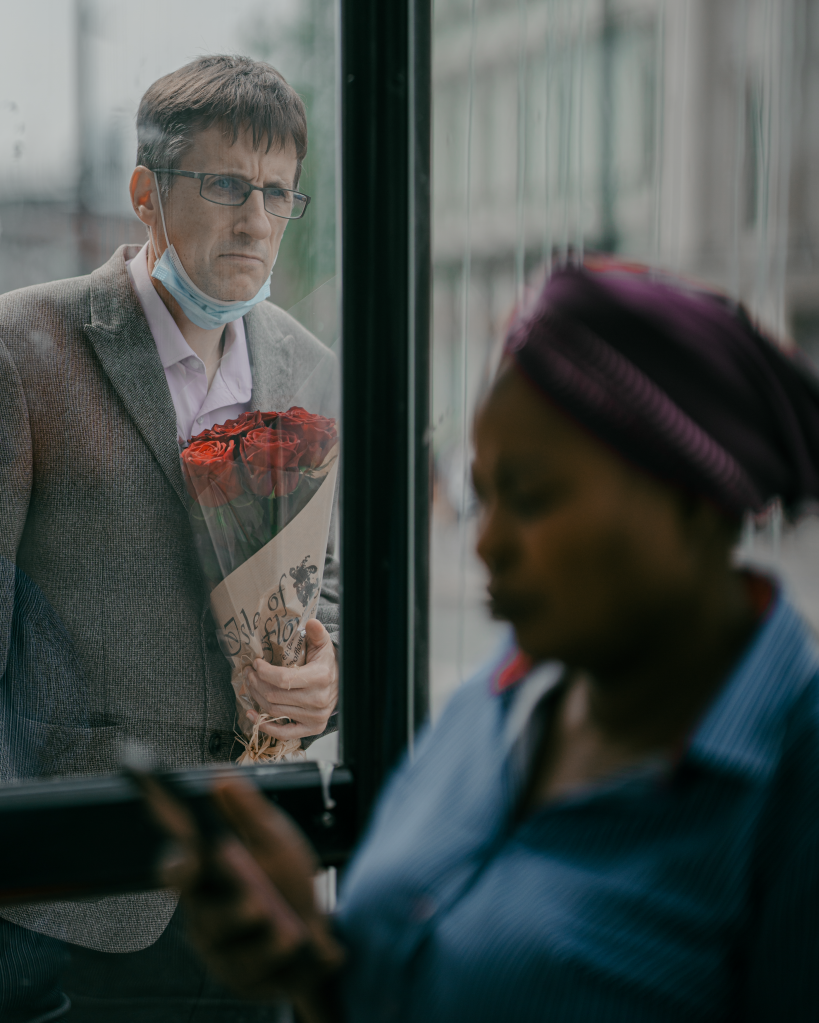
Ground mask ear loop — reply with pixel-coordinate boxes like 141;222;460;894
149;171;172;263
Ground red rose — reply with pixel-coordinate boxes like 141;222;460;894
278;407;338;468
239;428;302;497
181;439;243;507
187;411;263;445
210;410;263;440
188;425;218;443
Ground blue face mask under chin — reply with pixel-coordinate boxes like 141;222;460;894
149;172;273;331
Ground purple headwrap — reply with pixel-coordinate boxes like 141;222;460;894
504;262;819;518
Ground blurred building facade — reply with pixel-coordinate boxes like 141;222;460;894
431;0;819;480
428;0;819;710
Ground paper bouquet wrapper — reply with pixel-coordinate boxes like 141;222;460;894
209;451;339;763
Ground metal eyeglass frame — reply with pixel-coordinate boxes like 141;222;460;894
151;168;311;220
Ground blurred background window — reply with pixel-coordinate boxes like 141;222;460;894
429;0;819;718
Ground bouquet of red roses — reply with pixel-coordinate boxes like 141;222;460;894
180;407;338;762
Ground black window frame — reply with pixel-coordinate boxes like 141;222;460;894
0;0;432;902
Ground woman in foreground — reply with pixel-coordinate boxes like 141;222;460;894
152;262;819;1021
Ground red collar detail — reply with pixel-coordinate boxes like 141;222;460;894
493;650;533;694
742;570;775;622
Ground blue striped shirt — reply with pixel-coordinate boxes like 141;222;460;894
338;588;819;1021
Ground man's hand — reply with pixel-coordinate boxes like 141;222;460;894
243;619;338;740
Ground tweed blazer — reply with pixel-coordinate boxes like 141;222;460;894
0;244;340;949
0;558;97;782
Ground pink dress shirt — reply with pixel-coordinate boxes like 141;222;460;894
126;242;252;443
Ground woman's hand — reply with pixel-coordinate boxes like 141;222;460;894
142;774;344;1022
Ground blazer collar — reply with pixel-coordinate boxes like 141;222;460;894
84;245;188;507
244;301;288;413
244;302;340;416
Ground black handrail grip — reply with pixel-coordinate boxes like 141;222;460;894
0;764;355;904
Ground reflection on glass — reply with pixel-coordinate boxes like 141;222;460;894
430;0;819;718
0;2;338;1017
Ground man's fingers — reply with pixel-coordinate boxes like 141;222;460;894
247;676;334;712
257;718;322;740
248;663;313;692
248;658;329;692
303;618;332;662
241;620;338;737
244;705;330;740
250;621;335;690
245;683;335;735
251;701;329;719
245;669;334;709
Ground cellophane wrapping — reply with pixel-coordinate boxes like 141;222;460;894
180;408;338;762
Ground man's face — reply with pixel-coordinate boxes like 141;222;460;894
151;123;299;302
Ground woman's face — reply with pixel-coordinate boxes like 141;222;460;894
472;368;729;669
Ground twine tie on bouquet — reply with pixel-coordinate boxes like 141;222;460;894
236;713;305;763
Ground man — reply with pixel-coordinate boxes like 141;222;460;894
0;55;339;1020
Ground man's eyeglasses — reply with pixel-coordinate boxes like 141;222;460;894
151;169;311;220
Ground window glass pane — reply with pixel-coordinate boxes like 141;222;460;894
430;0;819;719
0;1;339;1015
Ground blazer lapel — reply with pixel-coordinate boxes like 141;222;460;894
244;304;338;416
84;246;188;507
245;305;290;412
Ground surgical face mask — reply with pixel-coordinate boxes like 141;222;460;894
149;172;273;330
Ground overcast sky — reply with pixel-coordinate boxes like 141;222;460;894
0;0;304;206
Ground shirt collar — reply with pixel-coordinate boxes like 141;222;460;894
493;584;819;787
503;662;563;750
126;242;250;404
212;321;252;405
127;242;192;370
685;586;819;782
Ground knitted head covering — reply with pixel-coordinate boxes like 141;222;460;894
504;261;819;519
